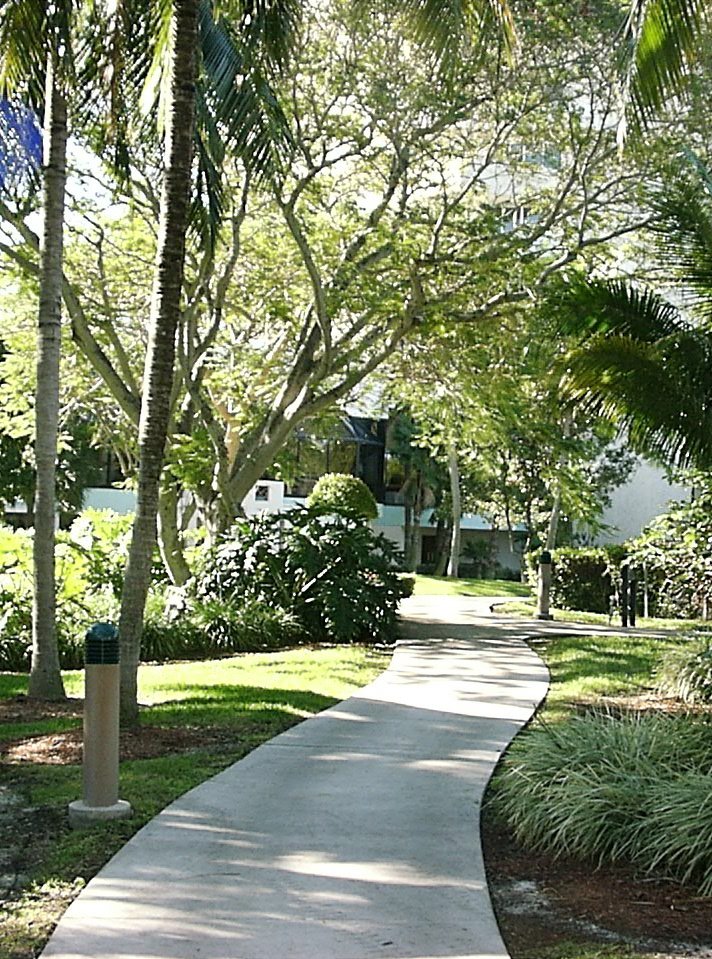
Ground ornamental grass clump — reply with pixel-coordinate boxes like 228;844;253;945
655;635;712;704
492;710;712;892
641;772;712;895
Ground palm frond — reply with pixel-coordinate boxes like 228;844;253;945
549;276;685;343
75;0;154;182
650;161;712;321
198;1;292;178
224;0;301;75
351;0;516;68
188;1;294;245
139;0;174;129
191;86;226;247
0;0;49;105
563;331;712;470
620;0;707;135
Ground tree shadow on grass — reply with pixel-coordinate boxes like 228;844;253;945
142;685;340;728
544;634;678;690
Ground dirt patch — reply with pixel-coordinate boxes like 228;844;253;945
483;802;712;958
0;695;238;764
1;725;239;765
0;695;83;725
576;694;712;718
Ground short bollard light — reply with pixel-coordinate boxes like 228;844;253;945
535;550;553;621
68;623;132;829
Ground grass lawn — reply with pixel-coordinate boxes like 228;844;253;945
495;597;712;633
525;628;683;721
413;574;530;597
0;645;389;959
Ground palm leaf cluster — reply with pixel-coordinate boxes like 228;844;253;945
620;0;709;135
353;0;516;65
552;160;712;471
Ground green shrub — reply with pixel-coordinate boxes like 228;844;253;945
492;710;712;893
397;573;416;598
525;545;627;613
141;597;302;662
191;599;301;652
67;509;134;599
306;473;378;521
0;513;148;671
627;486;712;620
655;635;712;703
197;506;407;644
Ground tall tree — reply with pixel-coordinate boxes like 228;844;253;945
118;0;199;722
115;0;516;722
0;2;76;700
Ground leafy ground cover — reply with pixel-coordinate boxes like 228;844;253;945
484;626;712;959
0;646;389;959
414;575;530;597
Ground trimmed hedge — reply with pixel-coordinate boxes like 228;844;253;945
306;473;379;521
525;545;627;613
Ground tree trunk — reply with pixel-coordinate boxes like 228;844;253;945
409;510;421;570
403;498;414;570
432;518;450;576
446;446;461;579
29;58;67;702
158;482;191;586
546;411;572;551
545;487;561;551
118;0;198;724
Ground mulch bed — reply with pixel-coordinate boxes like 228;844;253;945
483;811;712;957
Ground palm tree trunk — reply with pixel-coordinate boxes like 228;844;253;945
28;56;67;702
118;0;198;724
446;446;461;579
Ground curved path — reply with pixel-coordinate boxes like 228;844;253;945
42;596;550;959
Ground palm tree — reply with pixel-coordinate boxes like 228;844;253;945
117;0;200;722
551;161;712;471
0;2;77;700
0;0;141;700
620;0;709;136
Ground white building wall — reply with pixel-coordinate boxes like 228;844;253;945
75;482;522;571
82;489;136;514
597;458;689;544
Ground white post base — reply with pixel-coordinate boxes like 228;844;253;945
68;799;132;829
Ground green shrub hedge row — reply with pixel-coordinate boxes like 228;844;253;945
525;545;627;613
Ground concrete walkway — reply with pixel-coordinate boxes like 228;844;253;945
43;596;550;959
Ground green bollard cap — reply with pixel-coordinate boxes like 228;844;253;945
85;622;120;665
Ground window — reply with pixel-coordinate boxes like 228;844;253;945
254;484;270;503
